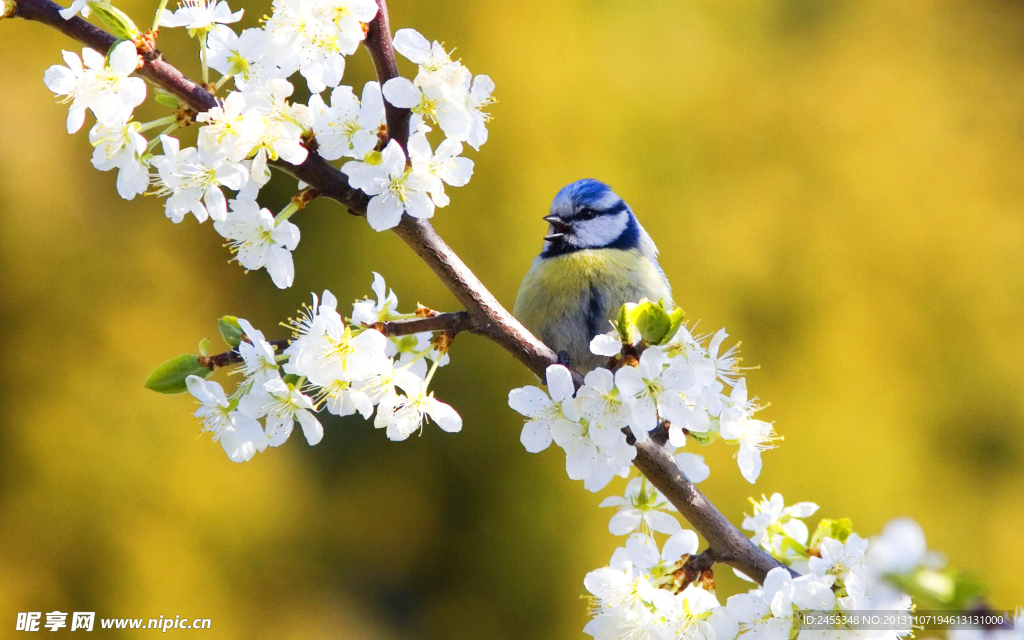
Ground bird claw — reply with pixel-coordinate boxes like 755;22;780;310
556;350;573;370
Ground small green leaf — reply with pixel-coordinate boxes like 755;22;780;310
689;430;718;446
614;303;632;341
198;338;211;356
634;300;673;345
218;315;244;348
154;89;180;109
144;354;211;394
778;535;810;560
88;2;140;39
809;517;854;548
665;307;686;343
282;374;301;386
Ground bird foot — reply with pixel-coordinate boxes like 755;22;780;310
556;350;573;370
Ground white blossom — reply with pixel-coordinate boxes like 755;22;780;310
719;568;836;640
742;493;819;560
383;28;494;147
590;332;623;358
79;42;146;124
623;530;699;575
614;347;692;436
206;26;296;89
197;91;259;162
282;294;392;386
236;318;283;389
283;289;392;418
407;132;473;207
508;364;579;454
865;518;937;577
599;476;681;536
58;0;90;20
374;375;461;441
719;380;777;483
342;139;435;231
151;135;249;223
264;0;378;93
238;377;322;446
308;82;385;161
464;74;495;150
807;534;869;587
577;367;636;439
351;271;399;325
675;451;710;483
87;117;148;200
44;43;146;132
584;545;719;640
44;50;90;133
550;414;636;492
213;198;300;288
185;375;267;462
159;0;243;34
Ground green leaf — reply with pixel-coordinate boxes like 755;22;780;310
218;315;244;348
282;374;301;387
778;535;810;560
198;338;211;356
88;2;140;39
887;567;987;609
144;354;211;394
634;300;672;345
154;89;180;109
614;303;633;341
689;430;718;446
665;307;686;344
809;517;854;549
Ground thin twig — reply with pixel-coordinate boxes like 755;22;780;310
199;312;475;370
199;339;291;370
11;0;788;584
372;311;475;337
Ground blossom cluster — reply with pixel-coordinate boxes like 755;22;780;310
43;0;493;286
508;302;775;491
584;530;724;639
183;273;460;462
584;488;951;640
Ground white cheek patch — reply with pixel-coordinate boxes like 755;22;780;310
571;211;629;248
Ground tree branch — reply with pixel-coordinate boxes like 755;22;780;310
199;339;291;370
10;0;788;584
372;310;474;337
199;312;475;370
364;0;409;150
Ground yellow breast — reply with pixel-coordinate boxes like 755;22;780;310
513;248;672;370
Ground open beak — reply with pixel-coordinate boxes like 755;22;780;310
543;214;571;241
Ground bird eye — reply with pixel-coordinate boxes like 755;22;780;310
576;207;599;221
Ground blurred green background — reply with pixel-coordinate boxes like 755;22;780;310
2;0;1024;637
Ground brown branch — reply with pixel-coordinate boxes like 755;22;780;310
633;440;789;583
10;0;787;585
199;312;474;370
364;0;410;150
372;311;474;337
199;339;291;370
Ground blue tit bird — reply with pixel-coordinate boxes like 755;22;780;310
513;179;673;374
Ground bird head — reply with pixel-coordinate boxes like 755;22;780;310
540;179;641;256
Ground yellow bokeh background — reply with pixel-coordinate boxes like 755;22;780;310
2;0;1023;637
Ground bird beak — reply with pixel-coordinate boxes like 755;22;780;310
543;214;571;241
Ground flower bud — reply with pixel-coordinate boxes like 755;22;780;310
1;0;17;19
87;0;140;39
